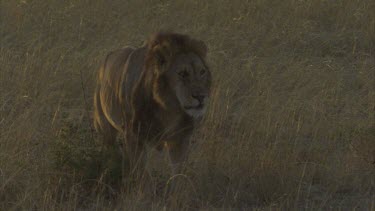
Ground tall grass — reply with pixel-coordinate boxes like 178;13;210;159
1;0;374;210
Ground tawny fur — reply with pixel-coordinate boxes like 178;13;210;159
93;32;211;173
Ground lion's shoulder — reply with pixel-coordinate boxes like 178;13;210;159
120;46;148;101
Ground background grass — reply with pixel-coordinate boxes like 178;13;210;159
1;0;374;210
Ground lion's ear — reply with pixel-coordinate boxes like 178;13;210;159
190;39;208;58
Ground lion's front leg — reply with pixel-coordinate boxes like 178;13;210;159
166;138;191;175
123;132;147;175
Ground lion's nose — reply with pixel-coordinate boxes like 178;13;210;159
192;95;205;104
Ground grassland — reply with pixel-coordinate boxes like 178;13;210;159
1;0;374;210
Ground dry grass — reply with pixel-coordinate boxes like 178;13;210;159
1;0;374;210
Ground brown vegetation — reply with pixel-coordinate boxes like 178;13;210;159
1;0;374;210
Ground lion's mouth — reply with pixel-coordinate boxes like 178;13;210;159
184;104;204;110
184;103;206;118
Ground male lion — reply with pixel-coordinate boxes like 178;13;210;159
93;32;211;173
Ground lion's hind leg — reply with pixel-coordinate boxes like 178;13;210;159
93;87;118;146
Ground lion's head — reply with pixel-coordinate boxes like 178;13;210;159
144;33;212;119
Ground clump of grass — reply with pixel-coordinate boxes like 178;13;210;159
51;120;122;188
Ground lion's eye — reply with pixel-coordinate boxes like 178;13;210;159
179;70;189;79
200;69;206;75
